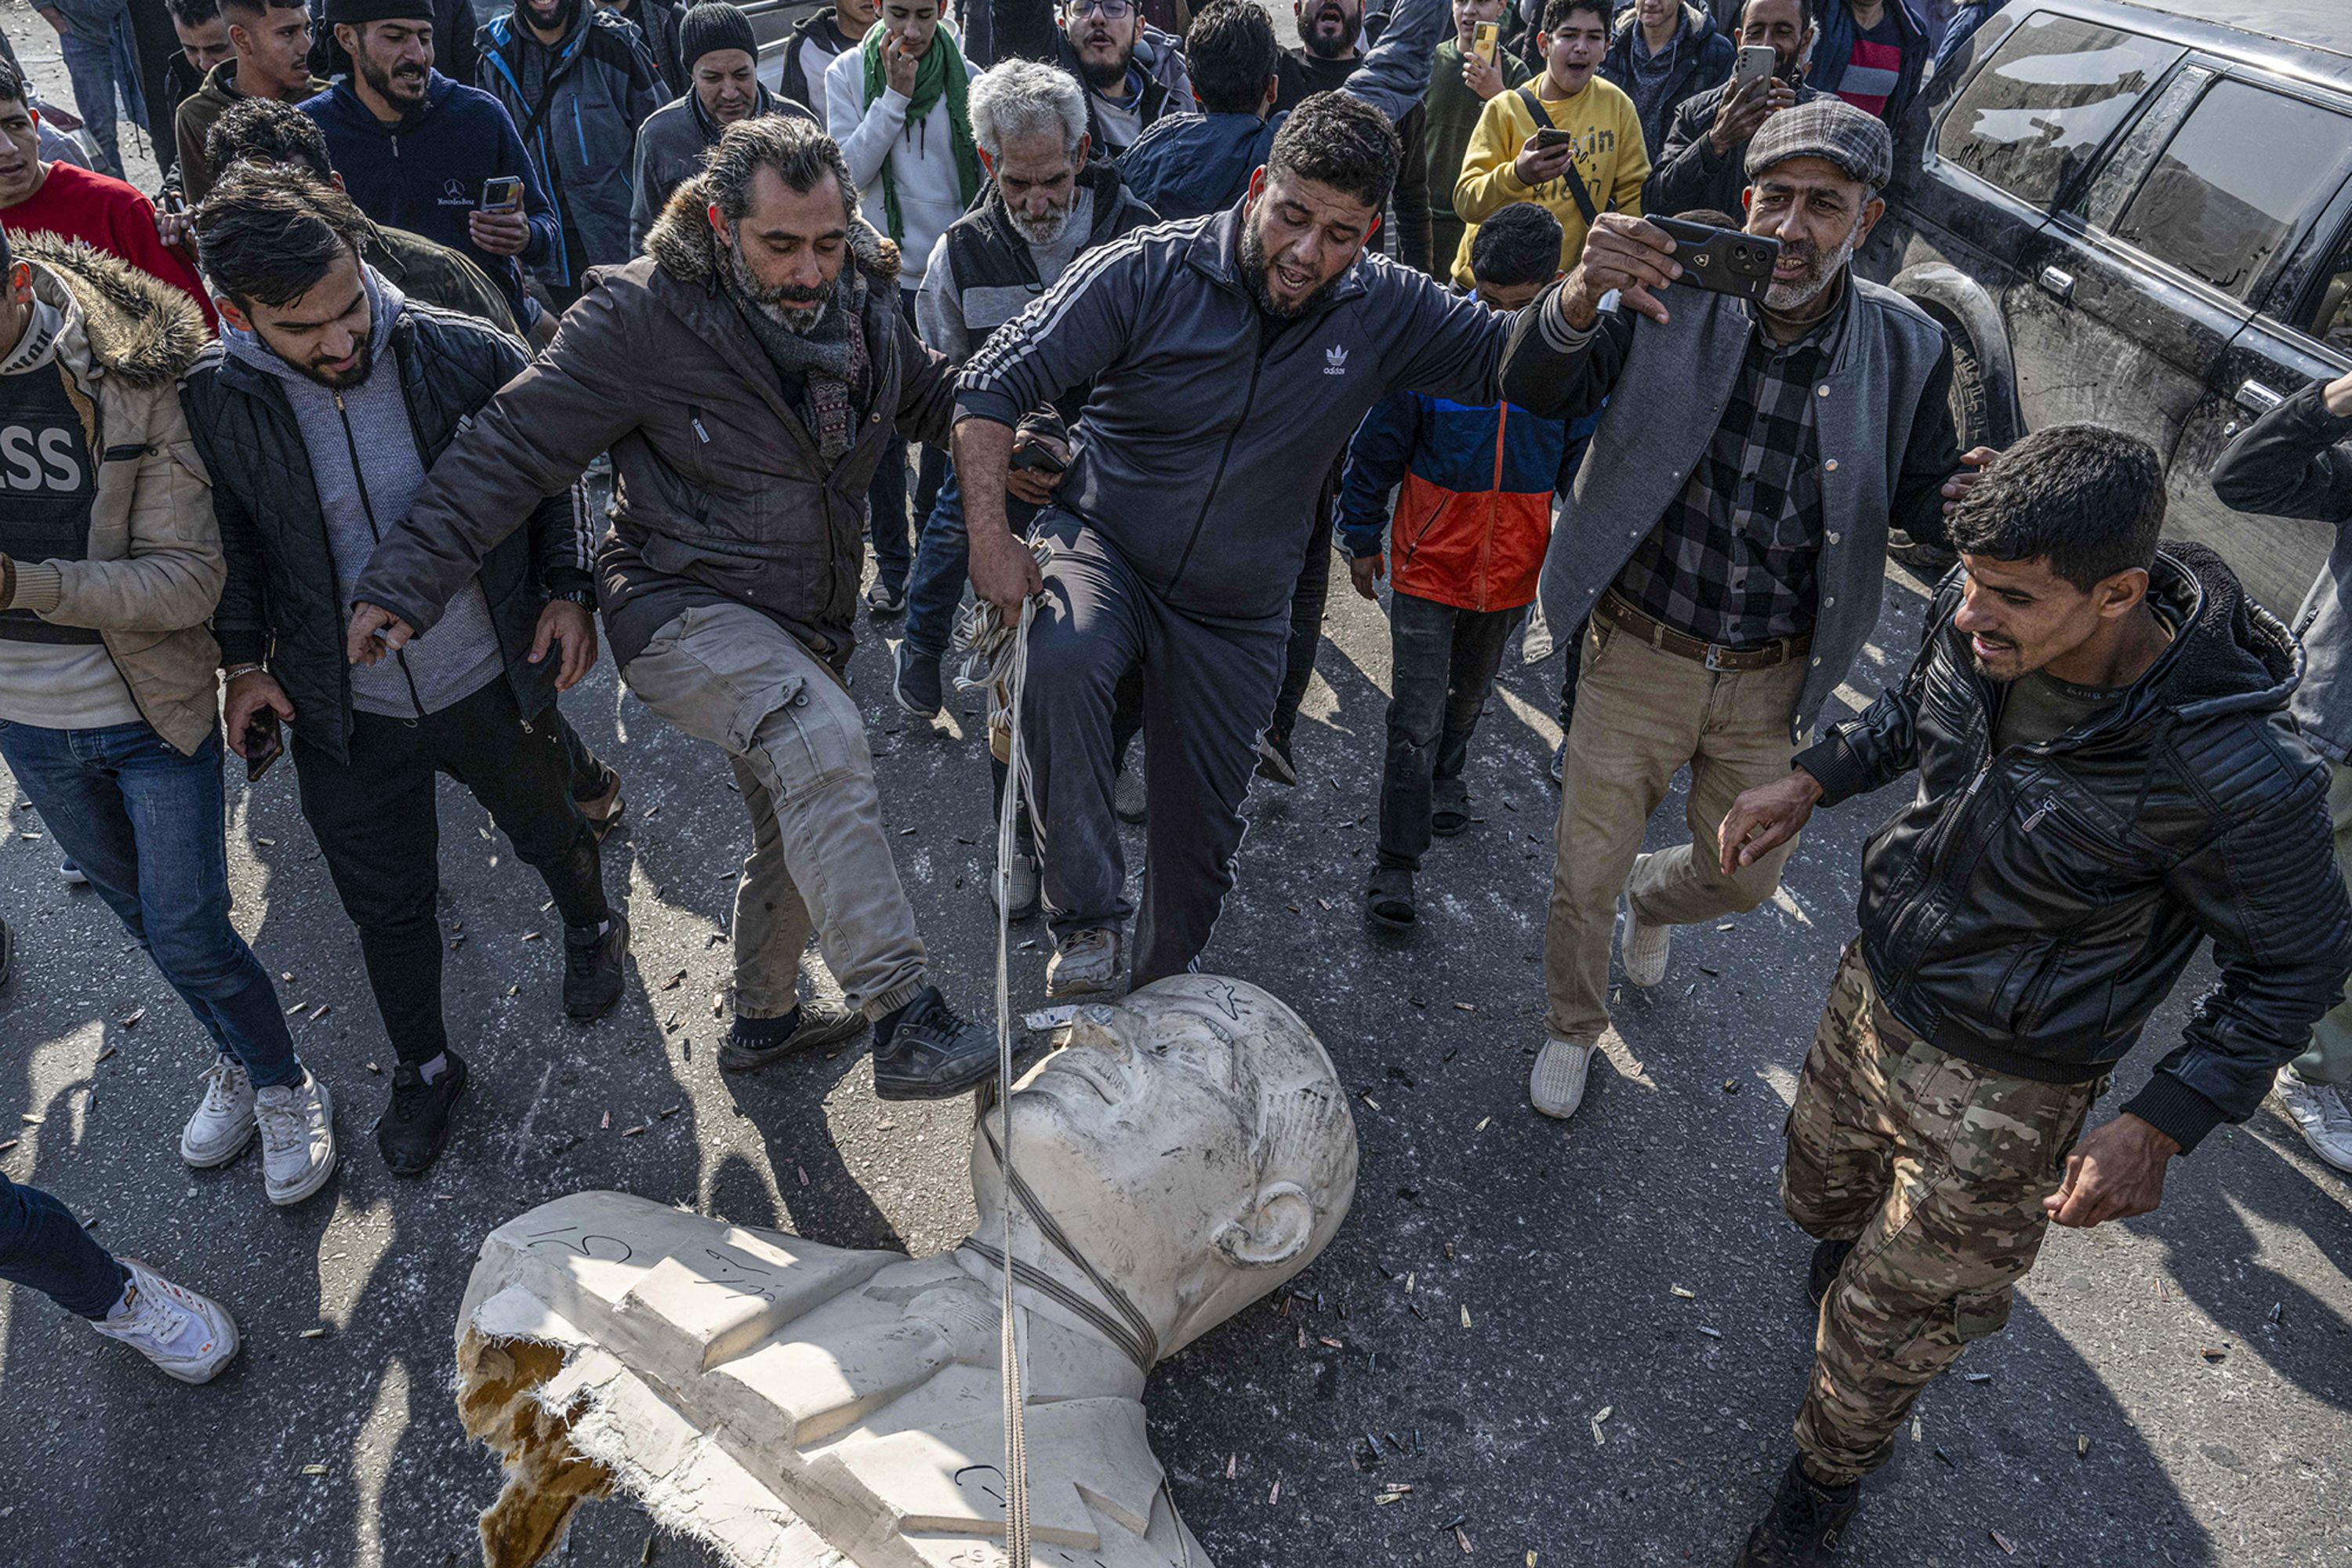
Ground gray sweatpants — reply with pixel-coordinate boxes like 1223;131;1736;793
620;601;929;1022
1021;514;1288;988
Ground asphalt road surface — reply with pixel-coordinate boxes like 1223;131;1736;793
4;531;2350;1568
1;12;2347;1567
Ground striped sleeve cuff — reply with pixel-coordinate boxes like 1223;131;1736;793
7;561;64;615
1537;294;1600;355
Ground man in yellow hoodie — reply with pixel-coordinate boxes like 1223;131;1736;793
1450;0;1646;285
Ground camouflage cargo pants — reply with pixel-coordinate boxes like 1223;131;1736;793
1783;939;2103;1486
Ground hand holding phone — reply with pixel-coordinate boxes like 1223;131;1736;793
1733;45;1775;91
1648;216;1780;304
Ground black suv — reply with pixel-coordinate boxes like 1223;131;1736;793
1886;0;2351;612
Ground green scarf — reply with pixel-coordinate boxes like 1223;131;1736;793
861;24;982;246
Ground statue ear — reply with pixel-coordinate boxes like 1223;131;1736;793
1212;1181;1316;1270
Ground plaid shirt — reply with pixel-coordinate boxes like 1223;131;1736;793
1612;292;1848;648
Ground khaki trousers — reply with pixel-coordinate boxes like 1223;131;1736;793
1544;615;1808;1042
620;601;928;1022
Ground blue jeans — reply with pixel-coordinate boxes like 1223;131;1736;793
905;463;971;659
0;1172;126;1319
0;720;303;1088
56;16;147;179
866;288;946;593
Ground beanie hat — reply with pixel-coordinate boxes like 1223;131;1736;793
677;2;757;72
325;0;436;25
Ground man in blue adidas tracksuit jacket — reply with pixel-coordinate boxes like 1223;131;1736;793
954;94;1520;1000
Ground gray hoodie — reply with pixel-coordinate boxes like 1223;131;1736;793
222;269;506;718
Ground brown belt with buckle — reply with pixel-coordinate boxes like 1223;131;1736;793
1595;591;1812;673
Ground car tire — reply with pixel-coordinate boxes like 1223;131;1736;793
1890;330;1997;579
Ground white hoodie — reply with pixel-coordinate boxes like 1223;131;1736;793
824;38;978;291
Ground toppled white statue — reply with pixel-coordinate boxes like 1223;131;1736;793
455;975;1359;1568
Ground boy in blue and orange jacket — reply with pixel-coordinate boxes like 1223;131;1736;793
1341;201;1577;937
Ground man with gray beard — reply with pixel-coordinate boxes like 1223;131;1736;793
346;115;1001;1103
1494;97;1987;1124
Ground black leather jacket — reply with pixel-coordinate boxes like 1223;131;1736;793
183;304;589;766
1796;543;2351;1152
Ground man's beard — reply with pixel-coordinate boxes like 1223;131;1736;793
1239;213;1338;321
1076;38;1131;90
1762;219;1860;313
1302;2;1361;58
358;51;428;107
522;0;578;34
1005;198;1075;247
725;234;831;334
290;332;376;390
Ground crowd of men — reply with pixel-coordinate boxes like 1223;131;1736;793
0;0;2347;1561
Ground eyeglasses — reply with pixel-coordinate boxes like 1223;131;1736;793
1068;0;1133;16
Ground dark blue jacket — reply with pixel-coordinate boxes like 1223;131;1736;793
1116;110;1285;223
1811;0;1931;130
303;72;557;331
1599;2;1736;163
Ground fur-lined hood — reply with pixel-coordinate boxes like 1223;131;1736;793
644;171;902;293
15;231;210;388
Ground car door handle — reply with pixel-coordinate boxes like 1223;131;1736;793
2037;266;2075;302
2234;379;2285;414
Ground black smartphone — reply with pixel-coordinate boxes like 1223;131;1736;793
1010;441;1069;474
1532;128;1581;151
1650;216;1781;304
161;188;187;216
242;709;282;784
480;175;524;214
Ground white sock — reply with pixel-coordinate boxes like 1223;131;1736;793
418;1052;450;1085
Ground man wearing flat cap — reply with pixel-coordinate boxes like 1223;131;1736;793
1496;96;1987;1124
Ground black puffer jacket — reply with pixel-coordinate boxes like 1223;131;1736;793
183;305;589;766
1797;543;2352;1153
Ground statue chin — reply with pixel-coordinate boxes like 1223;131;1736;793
454;974;1359;1568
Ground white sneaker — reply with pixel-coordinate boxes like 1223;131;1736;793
2272;1067;2352;1174
89;1258;240;1384
1620;861;1671;989
1113;764;1147;825
254;1072;337;1207
180;1057;256;1169
1047;927;1123;998
1530;1037;1597;1119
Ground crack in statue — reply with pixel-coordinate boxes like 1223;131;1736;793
454;975;1359;1568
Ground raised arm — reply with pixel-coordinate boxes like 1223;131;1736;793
2212;374;2352;522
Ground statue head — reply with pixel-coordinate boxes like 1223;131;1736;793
968;975;1359;1359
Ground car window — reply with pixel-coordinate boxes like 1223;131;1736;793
1938;12;2183;209
2080;66;2209;232
2299;232;2352;354
2111;82;2352;302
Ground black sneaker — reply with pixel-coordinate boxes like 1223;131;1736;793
378;1051;468;1177
720;1002;870;1073
564;912;630;1021
1364;866;1416;938
1808;1238;1854;1308
866;579;907;616
1736;1454;1860;1566
1254;729;1298;787
1431;779;1472;837
872;986;999;1101
894;641;943;719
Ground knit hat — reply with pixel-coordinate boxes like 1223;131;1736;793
1744;97;1894;191
324;0;434;24
677;2;757;71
